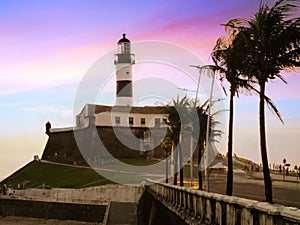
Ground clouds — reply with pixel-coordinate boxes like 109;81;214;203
0;0;276;96
22;105;72;117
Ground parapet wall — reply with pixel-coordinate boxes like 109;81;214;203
140;179;300;225
0;198;106;223
8;184;144;204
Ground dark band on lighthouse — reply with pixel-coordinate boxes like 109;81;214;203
116;80;133;97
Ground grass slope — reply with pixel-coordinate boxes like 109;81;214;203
0;161;114;189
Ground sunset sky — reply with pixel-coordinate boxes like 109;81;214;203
0;0;299;180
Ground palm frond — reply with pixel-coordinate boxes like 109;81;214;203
247;84;284;124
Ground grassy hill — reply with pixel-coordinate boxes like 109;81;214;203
1;153;255;190
0;161;114;189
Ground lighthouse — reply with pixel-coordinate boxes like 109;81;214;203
114;33;135;106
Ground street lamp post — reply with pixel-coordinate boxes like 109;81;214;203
191;70;202;187
187;65;204;188
191;65;217;192
178;73;202;188
205;69;216;192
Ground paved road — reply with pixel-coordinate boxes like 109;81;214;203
207;173;300;208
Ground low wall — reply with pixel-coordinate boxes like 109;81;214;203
0;198;106;223
8;184;143;204
141;179;300;225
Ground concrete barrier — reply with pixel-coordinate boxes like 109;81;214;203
141;179;300;225
6;184;143;204
0;198;106;223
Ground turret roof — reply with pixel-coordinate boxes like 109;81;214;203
117;33;130;44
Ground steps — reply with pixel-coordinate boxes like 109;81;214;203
106;202;137;225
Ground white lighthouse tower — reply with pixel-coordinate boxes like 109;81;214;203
114;33;135;106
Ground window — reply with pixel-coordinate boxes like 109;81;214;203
115;116;120;124
155;118;160;127
124;43;130;54
129;117;134;125
141;118;145;125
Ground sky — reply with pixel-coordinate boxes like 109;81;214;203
0;0;299;180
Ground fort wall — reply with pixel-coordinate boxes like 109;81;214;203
42;126;166;164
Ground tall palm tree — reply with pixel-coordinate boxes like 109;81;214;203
165;96;191;186
195;101;209;190
212;36;250;196
224;0;300;203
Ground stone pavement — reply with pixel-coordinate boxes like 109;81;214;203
0;217;97;225
106;202;137;225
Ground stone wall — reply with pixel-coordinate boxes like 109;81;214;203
42;130;83;162
42;126;165;163
7;184;144;204
0;198;106;223
141;179;300;225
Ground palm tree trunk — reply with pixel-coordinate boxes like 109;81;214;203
226;87;234;196
198;142;203;190
173;142;178;185
179;143;184;186
259;81;273;203
166;157;169;183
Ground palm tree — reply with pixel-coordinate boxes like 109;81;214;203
195;101;209;190
165;96;191;186
223;0;300;203
212;36;250;196
165;95;223;189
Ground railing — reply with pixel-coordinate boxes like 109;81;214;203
145;179;300;225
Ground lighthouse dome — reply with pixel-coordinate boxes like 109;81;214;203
118;33;130;44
